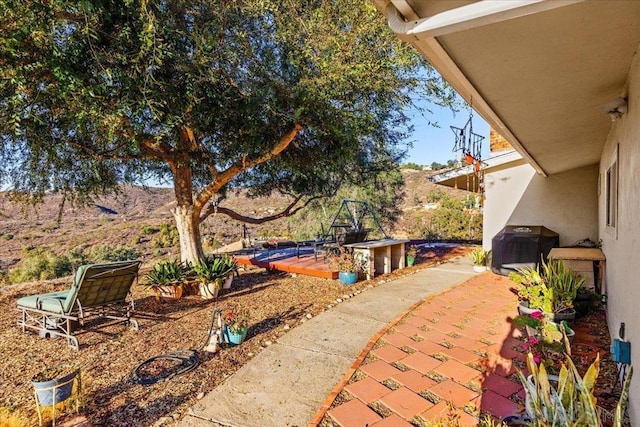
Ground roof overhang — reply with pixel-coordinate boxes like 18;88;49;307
430;150;526;191
375;0;640;176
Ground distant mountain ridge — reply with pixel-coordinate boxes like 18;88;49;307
0;168;469;270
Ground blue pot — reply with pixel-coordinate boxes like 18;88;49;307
32;368;79;406
223;326;247;345
338;271;357;285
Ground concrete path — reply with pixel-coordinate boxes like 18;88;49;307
180;256;476;427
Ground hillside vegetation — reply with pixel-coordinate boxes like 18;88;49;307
0;169;481;284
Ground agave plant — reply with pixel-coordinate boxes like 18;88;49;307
145;259;188;286
191;255;237;283
469;248;491;266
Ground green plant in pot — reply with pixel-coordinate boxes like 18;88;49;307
192;255;237;299
511;259;585;323
514;310;574;372
223;308;250;345
405;245;418;267
519;351;632;426
469;248;491;272
145;259;189;301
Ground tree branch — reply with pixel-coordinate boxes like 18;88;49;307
194;123;303;211
200;193;327;224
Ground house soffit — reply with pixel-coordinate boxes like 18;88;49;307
388;1;640;176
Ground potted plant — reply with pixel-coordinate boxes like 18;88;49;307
511;259;585;323
519;351;632;426
145;259;189;301
219;255;238;289
223;308;249;345
327;247;366;285
514;310;574;372
32;364;80;408
469;248;491;272
192;255;237;299
405;245;418;267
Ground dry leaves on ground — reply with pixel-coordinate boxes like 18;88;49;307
0;246;468;426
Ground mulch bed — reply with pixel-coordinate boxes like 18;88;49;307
0;246;468;426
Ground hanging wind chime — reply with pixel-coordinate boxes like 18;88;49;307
450;106;485;207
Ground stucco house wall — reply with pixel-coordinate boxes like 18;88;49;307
599;48;640;421
483;163;599;250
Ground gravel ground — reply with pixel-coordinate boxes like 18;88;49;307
0;246;468;426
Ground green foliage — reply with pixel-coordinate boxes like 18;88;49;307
423;197;483;240
540;259;585;310
403;162;423;170
86;245;139;263
517;352;633;426
191;255;237;282
511;260;585;313
0;0;456;262
145;260;188;286
469;248;491;266
141;225;159;235
9;248;74;283
151;224;180;249
1;233;14;241
520;352;597;425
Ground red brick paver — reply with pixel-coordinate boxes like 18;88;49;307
327;398;381;427
378;387;433;420
316;273;535;427
345;377;392;404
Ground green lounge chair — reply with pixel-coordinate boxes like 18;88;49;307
16;260;141;350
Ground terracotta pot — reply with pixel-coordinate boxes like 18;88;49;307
154;284;183;301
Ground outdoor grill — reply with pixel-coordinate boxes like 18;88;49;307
491;225;559;276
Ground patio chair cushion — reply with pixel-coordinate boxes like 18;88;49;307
16;290;70;313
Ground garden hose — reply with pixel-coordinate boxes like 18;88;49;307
130;307;221;386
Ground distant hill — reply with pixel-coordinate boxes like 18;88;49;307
0;168;472;270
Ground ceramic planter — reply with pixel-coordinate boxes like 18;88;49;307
518;301;539;316
32;367;79;407
222;274;233;290
406;255;415;267
223;326;247;345
548;308;576;325
153;284;183;301
199;279;223;299
473;265;487;273
338;271;357;285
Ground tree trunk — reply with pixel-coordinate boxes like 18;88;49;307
172;205;204;264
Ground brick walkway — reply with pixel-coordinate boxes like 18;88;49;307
318;273;527;426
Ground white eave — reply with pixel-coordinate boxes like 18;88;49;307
430;150;525;191
375;0;640;177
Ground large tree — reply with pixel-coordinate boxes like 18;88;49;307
0;0;455;263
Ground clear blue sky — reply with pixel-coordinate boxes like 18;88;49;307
403;100;490;166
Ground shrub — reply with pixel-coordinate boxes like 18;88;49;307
0;264;10;286
87;245;140;263
145;259;189;286
141;225;159;235
1;233;13;241
151;223;179;248
9;248;74;283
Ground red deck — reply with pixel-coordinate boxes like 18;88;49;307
234;248;338;280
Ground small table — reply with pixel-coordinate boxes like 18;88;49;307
548;248;606;294
344;239;409;280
